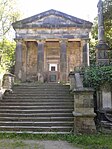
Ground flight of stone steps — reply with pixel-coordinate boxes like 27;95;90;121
0;83;74;134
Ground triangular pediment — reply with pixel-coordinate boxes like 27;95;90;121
13;9;92;29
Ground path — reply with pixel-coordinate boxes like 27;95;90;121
0;140;82;149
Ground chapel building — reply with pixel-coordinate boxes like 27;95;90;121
12;9;92;83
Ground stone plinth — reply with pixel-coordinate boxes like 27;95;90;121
96;42;110;65
73;88;96;134
2;73;15;90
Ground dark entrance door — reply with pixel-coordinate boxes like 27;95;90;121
48;64;59;82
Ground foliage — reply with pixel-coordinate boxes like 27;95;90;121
0;0;20;39
89;17;98;65
91;17;98;40
89;40;97;65
103;0;112;49
0;39;16;72
89;0;112;65
0;0;21;72
0;133;112;149
91;0;112;49
83;65;112;89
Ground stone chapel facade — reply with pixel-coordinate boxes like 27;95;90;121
12;9;92;83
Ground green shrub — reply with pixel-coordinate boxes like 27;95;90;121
83;65;112;89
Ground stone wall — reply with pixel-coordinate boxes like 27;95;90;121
67;41;82;72
26;41;37;81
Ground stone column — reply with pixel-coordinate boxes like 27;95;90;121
83;40;89;66
73;88;96;134
15;40;22;80
21;41;27;82
96;0;110;64
37;40;44;82
60;40;67;83
97;0;104;42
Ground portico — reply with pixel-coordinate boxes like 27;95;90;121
13;9;92;83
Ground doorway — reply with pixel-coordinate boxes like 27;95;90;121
48;64;59;82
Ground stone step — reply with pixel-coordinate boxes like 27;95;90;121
0;121;73;127
0;105;73;109
3;96;73;99
13;87;70;91
10;91;70;96
4;94;72;97
100;121;112;133
13;87;70;89
0;113;73;117
13;86;70;89
0;83;74;134
13;89;70;92
0;109;73;113
0;101;73;106
0;126;73;132
2;95;72;99
2;98;73;102
101;121;112;127
13;84;70;87
13;90;70;92
12;92;71;95
0;116;73;121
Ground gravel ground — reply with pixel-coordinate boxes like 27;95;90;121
0;140;82;149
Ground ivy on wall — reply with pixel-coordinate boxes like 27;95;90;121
83;65;112;89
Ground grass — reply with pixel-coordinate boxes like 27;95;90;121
0;133;111;149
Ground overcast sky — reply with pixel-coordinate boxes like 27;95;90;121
16;0;99;22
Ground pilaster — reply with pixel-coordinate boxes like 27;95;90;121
15;40;22;80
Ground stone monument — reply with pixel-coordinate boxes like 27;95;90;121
96;0;110;64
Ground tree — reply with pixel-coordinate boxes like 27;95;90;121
0;39;15;72
103;0;112;49
89;0;112;65
0;0;21;72
0;0;20;39
91;0;112;49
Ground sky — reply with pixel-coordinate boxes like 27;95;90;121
16;0;99;22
